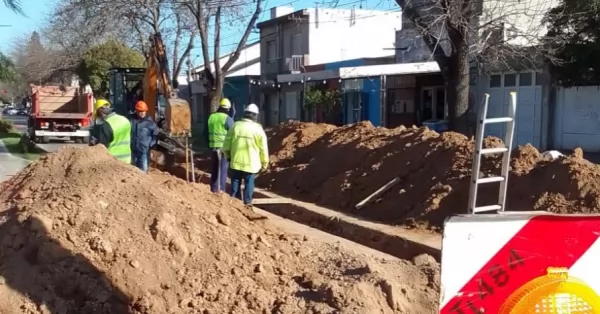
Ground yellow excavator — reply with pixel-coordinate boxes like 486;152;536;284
107;33;191;156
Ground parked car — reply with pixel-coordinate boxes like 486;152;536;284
2;108;17;115
16;109;28;116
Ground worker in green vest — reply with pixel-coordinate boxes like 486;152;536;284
90;100;132;164
222;104;269;206
204;98;235;193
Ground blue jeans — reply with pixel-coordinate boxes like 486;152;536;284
132;151;149;173
210;149;229;192
230;169;256;205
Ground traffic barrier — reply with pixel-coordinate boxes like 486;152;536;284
439;212;600;313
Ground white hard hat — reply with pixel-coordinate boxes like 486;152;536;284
245;103;259;114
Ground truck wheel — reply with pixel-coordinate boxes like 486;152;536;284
81;137;90;144
41;136;50;144
74;138;83;144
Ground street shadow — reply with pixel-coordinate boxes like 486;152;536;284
0;205;131;313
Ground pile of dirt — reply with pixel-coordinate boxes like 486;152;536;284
259;121;600;231
0;145;439;313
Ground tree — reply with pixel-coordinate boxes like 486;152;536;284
397;0;558;133
2;0;24;15
545;0;600;86
76;39;145;91
0;53;16;83
184;0;263;111
53;0;196;85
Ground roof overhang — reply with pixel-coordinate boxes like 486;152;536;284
276;62;441;83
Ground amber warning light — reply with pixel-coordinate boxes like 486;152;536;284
499;267;600;313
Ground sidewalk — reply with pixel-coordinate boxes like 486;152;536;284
0;140;30;182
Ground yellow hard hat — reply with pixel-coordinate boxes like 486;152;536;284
94;99;110;111
219;98;231;109
93;99;110;120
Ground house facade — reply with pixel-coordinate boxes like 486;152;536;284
256;5;402;126
189;41;260;125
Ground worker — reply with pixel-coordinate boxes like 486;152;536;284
204;98;235;193
90;99;132;164
130;100;159;173
222;104;269;206
89;98;111;146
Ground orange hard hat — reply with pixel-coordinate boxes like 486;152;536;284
135;101;148;112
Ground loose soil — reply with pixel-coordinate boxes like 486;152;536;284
255;121;600;232
0;145;439;313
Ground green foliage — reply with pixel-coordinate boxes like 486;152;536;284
0;53;16;83
0;119;14;133
76;39;145;91
546;0;600;86
303;87;341;111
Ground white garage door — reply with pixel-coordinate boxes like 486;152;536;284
483;72;542;149
554;86;600;152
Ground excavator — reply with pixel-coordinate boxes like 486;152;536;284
107;33;191;157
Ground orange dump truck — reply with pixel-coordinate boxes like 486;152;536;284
27;85;93;144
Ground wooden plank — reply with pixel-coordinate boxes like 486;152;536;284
355;177;401;210
253;198;292;205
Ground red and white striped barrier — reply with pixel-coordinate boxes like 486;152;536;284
440;212;600;313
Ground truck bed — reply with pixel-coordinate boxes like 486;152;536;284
32;86;91;116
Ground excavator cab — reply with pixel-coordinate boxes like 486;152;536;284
108;67;146;118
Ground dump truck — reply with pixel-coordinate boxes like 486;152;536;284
27;85;93;144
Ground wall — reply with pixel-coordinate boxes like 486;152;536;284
553;86;600;152
192;42;261;76
308;8;402;65
480;0;559;46
259;19;310;77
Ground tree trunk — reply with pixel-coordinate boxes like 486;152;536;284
208;76;224;112
445;39;471;135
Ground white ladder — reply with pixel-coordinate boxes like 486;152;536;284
467;92;517;214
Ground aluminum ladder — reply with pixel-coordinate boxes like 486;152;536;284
467;92;517;214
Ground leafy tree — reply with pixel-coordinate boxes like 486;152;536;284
546;0;600;86
0;53;16;83
76;39;145;91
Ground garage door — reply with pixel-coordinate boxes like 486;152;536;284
554;86;600;152
483;72;542;149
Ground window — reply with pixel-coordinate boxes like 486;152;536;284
290;33;301;55
504;74;516;87
519;72;532;86
267;41;276;62
490;75;501;88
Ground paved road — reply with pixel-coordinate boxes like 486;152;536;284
1;115;88;153
0;140;30;182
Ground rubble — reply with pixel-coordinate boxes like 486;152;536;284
259;121;600;231
0;145;439;313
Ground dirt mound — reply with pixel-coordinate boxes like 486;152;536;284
259;121;600;231
0;146;439;313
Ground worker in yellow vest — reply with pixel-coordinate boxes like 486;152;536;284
222;104;269;206
205;98;235;193
90;100;132;164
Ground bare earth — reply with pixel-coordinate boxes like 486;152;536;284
0;146;440;313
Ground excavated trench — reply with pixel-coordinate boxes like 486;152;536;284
151;151;442;262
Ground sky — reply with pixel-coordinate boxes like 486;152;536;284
0;0;58;53
0;0;400;61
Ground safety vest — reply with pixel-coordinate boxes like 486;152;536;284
104;114;132;163
207;112;229;148
222;119;269;174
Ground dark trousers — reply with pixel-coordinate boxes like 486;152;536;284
210;149;228;193
132;151;149;173
230;169;256;205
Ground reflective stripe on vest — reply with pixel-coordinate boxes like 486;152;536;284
105;114;132;163
208;112;228;148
